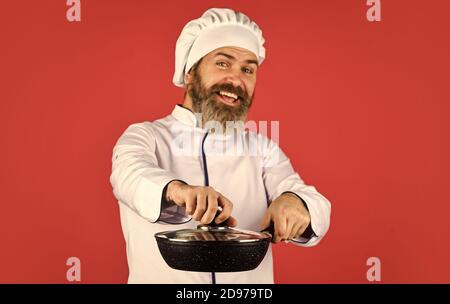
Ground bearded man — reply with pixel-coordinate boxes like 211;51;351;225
110;8;331;284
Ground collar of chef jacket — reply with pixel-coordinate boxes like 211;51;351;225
171;104;200;128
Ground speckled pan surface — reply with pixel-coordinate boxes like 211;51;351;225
155;238;270;272
154;224;272;272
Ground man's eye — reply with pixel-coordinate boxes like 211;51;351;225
216;61;228;68
243;67;254;74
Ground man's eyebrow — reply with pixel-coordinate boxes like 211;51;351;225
214;52;259;66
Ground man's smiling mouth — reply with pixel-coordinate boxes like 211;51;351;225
216;90;240;105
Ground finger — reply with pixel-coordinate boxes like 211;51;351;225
215;193;233;224
259;210;272;231
274;214;287;243
192;192;207;221
185;194;196;216
201;193;218;224
295;224;308;239
283;217;295;241
289;220;303;240
224;216;238;227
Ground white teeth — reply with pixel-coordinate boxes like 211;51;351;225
219;91;238;100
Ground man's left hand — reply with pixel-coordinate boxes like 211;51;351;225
260;193;311;243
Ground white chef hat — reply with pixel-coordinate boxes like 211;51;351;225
173;8;266;87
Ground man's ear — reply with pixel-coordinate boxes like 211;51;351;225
184;70;193;85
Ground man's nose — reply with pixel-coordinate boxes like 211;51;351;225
222;70;244;91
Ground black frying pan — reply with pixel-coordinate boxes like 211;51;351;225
154;222;275;272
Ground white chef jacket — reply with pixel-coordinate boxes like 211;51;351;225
110;104;331;284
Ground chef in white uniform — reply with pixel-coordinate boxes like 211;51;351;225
110;8;331;284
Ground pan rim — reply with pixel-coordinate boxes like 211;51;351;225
154;232;272;243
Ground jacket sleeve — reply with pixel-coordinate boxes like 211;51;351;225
261;136;331;247
110;122;190;223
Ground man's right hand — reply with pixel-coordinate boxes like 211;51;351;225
166;181;237;226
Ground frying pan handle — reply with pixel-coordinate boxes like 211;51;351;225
261;222;276;242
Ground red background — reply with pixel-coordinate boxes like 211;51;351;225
1;0;449;283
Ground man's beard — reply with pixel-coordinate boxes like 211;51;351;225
187;69;253;132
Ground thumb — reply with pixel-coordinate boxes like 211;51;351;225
260;210;272;231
